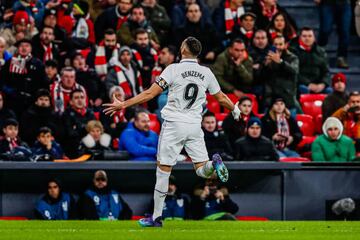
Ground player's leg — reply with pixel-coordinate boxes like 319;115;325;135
139;121;184;227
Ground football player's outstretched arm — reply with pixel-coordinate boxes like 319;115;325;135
213;91;241;120
103;83;163;116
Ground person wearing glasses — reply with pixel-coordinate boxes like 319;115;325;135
35;179;77;220
77;170;133;220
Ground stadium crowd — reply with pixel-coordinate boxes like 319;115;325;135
0;0;358;162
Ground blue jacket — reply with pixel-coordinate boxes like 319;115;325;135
162;195;187;220
32;140;64;159
119;123;158;161
85;189;123;220
35;192;72;220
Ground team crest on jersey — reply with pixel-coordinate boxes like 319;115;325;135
62;201;68;212
93;196;100;205
177;199;184;207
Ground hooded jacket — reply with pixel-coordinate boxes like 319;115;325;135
312;117;355;162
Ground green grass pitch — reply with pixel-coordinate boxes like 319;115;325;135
0;221;360;240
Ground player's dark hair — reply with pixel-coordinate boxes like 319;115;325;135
38;126;52;136
184;37;202;57
203;111;215;119
70;89;84;100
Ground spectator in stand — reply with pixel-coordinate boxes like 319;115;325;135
332;91;360;151
212;38;253;98
79;120;111;160
229;12;257;48
94;0;133;43
105;46;143;99
192;178;239;220
171;0;212;28
12;0;45;28
289;27;331;94
251;0;297;30
222;95;255;149
32;127;64;160
234;117;279;161
0;37;12;69
35;179;77;220
31;25;59;63
119;110;158;161
248;29;270;99
261;96;302;158
312;117;355;162
0;92;16;130
130;29;158;89
212;0;245;45
316;0;352;69
0;118;29;154
117;5;160;50
50;67;87;114
20;89;62;147
147;175;190;220
62;89;95;158
89;0;114;22
44;59;60;83
72;52;104;109
0;9;38;54
262;35;300;115
100;86;128;139
173;3;222;64
90;29;120;80
141;0;171;45
267;12;297;43
78;170;133;220
322;73;349;121
202;111;233;161
0;38;48;117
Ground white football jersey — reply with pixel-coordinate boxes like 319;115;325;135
156;58;220;123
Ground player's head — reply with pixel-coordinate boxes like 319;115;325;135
180;36;202;59
93;170;108;189
134;110;151;132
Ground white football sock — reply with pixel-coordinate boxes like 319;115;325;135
195;161;214;178
153;167;171;220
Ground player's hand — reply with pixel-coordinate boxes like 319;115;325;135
102;94;125;116
231;102;241;121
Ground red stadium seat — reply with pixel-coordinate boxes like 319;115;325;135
94;111;100;120
279;157;311;162
296;136;316;159
296;114;315;136
315;114;323;134
299;94;326;119
215;113;228;130
224;93;259;114
148;113;161;134
112;138;119;149
0;216;28;220
206;94;221;113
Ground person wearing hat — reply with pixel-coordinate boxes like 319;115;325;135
20;88;62;146
35;178;77;220
322;73;349;121
78;170;133;220
332;91;360;152
105;45;143;99
12;0;45;28
312;117;355;162
229;12;256;48
234;116;279;161
261;96;302;158
0;37;48;117
0;118;30;154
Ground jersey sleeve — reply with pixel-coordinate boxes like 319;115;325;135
207;69;221;95
156;64;174;90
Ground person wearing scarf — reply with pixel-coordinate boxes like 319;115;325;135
0;118;29;154
229;12;256;48
312;117;355;162
261;96;302;158
267;12;297;43
31;25;59;63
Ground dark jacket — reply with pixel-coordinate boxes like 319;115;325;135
62;107;96;158
31;34;60;63
0;108;16;130
77;185;132;220
248;45;270;86
142;3;171;44
234;135;279;161
322;91;349;121
263;50;300;109
31;140;64;159
173;20;222;63
171;0;212;28
261;111;303;150
0;56;48;117
289;39;330;87
20;105;63;146
0;137;29;154
117;19;159;47
222;113;254;150
75;68;104;102
203;128;233;161
212;49;253;93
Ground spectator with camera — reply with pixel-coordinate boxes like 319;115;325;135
35;179;77;220
191;178;238;220
78;170;133;220
312;117;355;162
